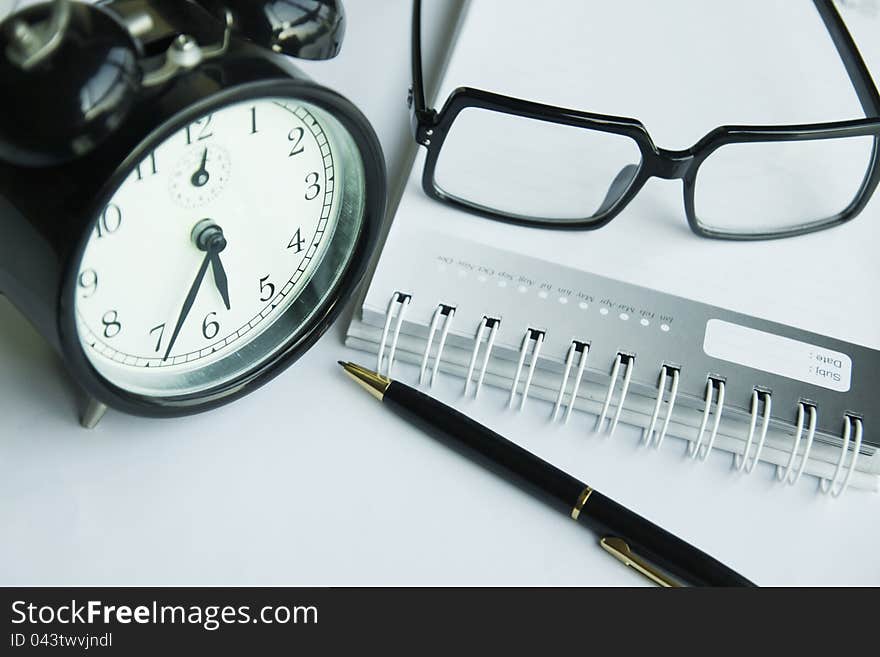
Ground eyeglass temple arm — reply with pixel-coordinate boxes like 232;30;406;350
410;2;878;122
814;0;880;118
410;0;436;142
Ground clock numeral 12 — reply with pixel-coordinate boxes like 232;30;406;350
186;114;214;145
287;228;305;253
135;151;158;180
250;106;258;134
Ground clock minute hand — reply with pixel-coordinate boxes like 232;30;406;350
163;251;211;362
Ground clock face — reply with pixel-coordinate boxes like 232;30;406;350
73;96;366;397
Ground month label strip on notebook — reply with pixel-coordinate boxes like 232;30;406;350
359;229;878;463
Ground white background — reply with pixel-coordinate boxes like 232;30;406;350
1;1;878;585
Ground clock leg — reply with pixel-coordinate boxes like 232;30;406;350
80;397;108;429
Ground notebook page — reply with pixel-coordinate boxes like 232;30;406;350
384;0;880;350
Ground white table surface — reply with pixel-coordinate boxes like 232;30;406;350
1;0;878;586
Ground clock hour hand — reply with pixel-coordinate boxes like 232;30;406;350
197;220;232;311
163;251;211;362
190;147;210;187
210;250;231;311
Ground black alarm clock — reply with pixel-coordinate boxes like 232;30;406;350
0;0;386;427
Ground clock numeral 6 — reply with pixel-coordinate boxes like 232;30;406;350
259;275;276;303
202;312;220;340
95;204;122;238
102;310;121;339
78;269;98;298
304;172;321;200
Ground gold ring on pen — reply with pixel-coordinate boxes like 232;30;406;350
570;486;593;520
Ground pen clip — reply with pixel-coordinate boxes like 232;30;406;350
599;537;680;588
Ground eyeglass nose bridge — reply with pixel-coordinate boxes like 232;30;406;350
647;148;697;181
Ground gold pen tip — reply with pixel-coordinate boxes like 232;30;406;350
338;360;391;401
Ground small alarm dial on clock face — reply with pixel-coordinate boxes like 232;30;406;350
74;97;358;397
169;143;232;208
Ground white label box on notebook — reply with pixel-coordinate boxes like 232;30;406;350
703;319;853;393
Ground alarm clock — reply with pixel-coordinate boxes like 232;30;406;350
0;0;386;427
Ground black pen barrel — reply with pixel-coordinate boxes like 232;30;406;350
576;491;756;587
384;381;585;514
383;379;756;587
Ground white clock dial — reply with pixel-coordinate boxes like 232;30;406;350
74;97;362;397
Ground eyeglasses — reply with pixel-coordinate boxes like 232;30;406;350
409;0;880;240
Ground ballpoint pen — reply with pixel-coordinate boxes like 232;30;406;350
339;361;756;587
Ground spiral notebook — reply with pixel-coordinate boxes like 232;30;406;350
346;0;880;494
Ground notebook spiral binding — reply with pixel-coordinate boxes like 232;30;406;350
374;292;866;497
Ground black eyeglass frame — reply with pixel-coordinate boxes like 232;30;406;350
409;0;880;240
